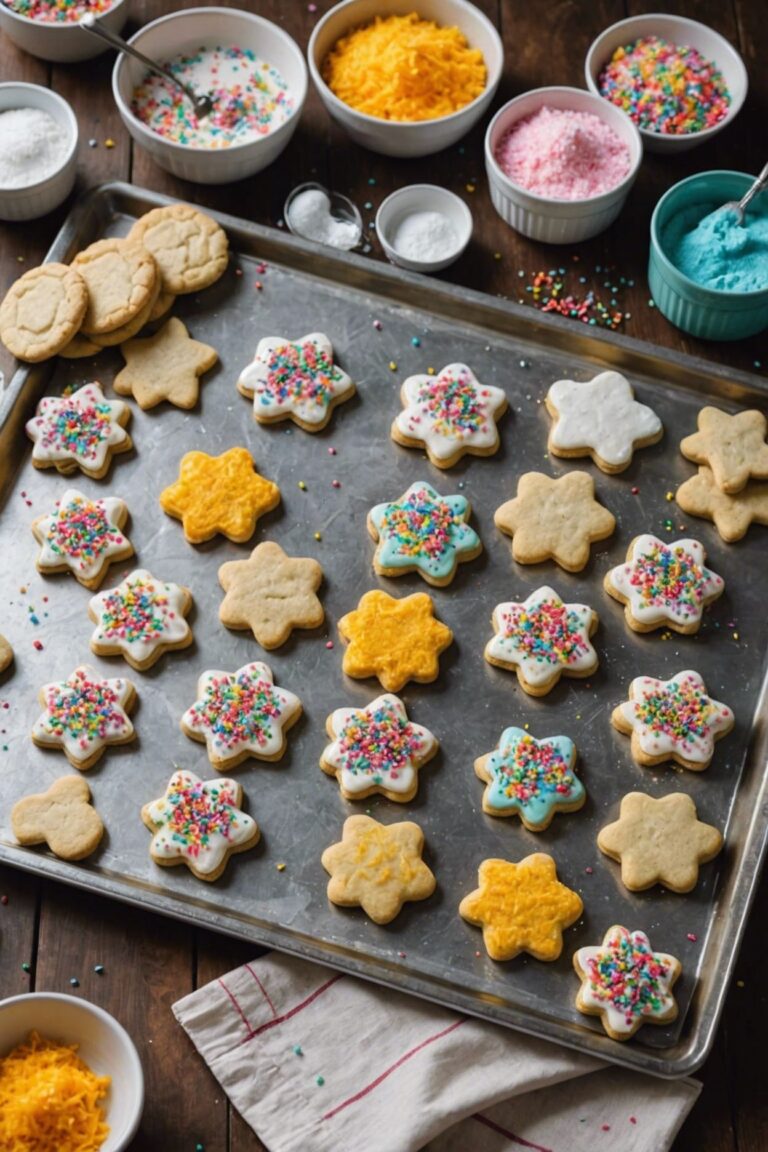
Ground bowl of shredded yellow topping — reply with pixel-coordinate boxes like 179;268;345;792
0;994;143;1151
309;0;503;156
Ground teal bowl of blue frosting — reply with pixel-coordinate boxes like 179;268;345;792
649;170;768;341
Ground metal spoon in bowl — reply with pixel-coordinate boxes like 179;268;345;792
720;160;768;225
79;14;214;122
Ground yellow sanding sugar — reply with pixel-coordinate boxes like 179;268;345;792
322;12;487;122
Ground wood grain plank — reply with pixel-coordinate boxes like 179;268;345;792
50;53;131;188
0;864;39;998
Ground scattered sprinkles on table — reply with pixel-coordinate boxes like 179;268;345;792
2;0;112;22
606;535;724;632
598;35;731;135
480;728;585;829
131;46;295;148
369;481;481;585
574;926;680;1039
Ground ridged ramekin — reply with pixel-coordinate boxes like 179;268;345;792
649;171;768;341
0;83;78;222
484;86;642;245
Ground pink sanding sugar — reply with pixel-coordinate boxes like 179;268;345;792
495;106;631;200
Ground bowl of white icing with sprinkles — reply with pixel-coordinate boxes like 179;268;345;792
112;7;307;184
0;83;78;221
0;0;129;63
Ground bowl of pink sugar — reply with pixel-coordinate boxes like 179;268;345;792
484;86;642;244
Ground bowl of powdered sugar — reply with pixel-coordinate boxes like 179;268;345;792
375;184;472;272
0;83;78;222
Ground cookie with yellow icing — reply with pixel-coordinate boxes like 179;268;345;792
338;589;453;693
160;446;280;544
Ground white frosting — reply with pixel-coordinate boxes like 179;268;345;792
395;364;506;462
619;670;734;764
32;665;134;765
548;371;662;467
34;488;130;583
485;586;597;687
322;693;436;796
89;568;191;661
575;929;678;1035
145;770;256;876
238;332;354;426
607;535;724;628
25;383;129;473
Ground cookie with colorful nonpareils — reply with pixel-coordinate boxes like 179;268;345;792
391;363;507;468
25;382;132;481
88;568;193;672
237;332;355;432
475;728;585;830
31;664;136;771
604;534;724;634
32;488;134;591
368;479;481;587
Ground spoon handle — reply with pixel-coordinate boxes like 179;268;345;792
738;160;768;216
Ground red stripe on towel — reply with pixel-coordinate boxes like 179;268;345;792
218;978;253;1037
241;974;343;1044
245;962;278;1019
474;1112;554;1152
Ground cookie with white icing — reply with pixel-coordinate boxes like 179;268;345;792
31;664;136;770
546;371;663;473
368;480;481;587
604;535;724;635
237;332;355;432
25;382;132;480
32;488;134;590
88;568;193;671
391;364;507;468
475;728;585;830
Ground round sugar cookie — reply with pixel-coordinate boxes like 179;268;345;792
0;263;88;362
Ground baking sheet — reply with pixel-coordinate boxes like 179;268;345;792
0;182;766;1078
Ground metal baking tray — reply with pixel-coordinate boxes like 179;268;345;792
1;182;766;1078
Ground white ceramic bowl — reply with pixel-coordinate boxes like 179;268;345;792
585;13;748;154
0;83;78;222
376;184;472;272
0;992;144;1151
113;8;307;185
308;0;503;158
484;86;642;245
0;0;129;63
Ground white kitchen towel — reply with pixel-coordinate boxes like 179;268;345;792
173;951;699;1152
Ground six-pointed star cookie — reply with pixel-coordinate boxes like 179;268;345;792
32;487;134;590
546;370;663;473
676;466;768;542
88;568;193;671
31;664;136;770
612;670;734;771
114;317;218;410
218;541;324;648
12;776;104;861
181;661;302;770
237;332;355;431
320;693;438;802
475;728;585;830
680;406;768;494
338;590;453;693
604;534;724;634
598;792;722;893
142;769;259;883
459;854;583;961
160;446;280;543
484;585;598;696
391;363;508;468
25;382;132;480
494;471;615;571
368;480;482;587
321;815;436;924
573;925;681;1041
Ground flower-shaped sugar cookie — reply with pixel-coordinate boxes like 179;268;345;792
88;568;193;671
612;670;734;771
12;776;104;861
160;446;280;544
391;363;507;468
485;586;598;696
494;471;615;572
604;535;724;634
321;693;437;802
322;815;436;924
31;664;136;770
475;728;584;830
338;590;453;693
546;371;662;473
218;541;324;649
142;769;259;882
181;662;302;770
368;480;481;587
237;332;355;431
676;466;768;542
680;406;768;494
32;488;134;590
25;382;132;480
114;316;218;410
573;926;681;1041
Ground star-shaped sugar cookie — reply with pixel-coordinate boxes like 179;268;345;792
321;815;436;924
114;317;218;410
31;664;136;770
546;371;663;473
676;466;768;542
237;332;355;431
484;586;598;696
573;926;681;1041
612;670;734;771
320;693;438;802
181;661;302;770
680;406;768;494
160;446;280;544
218;541;324;648
459;854;583;961
89;568;193;671
494;472;615;571
32;488;134;590
598;792;722;893
391;363;508;468
25;382;132;480
604;534;724;634
368;480;482;587
11;776;104;861
475;728;585;830
338;590;453;693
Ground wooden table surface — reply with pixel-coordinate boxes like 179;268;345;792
0;1;766;1149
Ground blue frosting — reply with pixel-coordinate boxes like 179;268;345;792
485;727;583;826
663;203;768;292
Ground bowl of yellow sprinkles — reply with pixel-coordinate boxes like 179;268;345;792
308;0;503;156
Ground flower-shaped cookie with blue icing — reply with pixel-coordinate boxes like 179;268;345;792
475;727;585;831
367;480;482;587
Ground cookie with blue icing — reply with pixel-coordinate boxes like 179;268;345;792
475;727;585;831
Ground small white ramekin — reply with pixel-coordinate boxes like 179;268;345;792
376;184;472;272
585;13;748;155
0;0;129;63
0;83;78;222
484;86;642;245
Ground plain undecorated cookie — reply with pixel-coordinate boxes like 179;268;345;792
12;776;104;861
0;263;88;362
494;471;615;572
676;466;768;542
0;633;13;673
129;203;229;294
680;406;768;494
73;236;158;336
218;541;323;648
115;317;218;410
